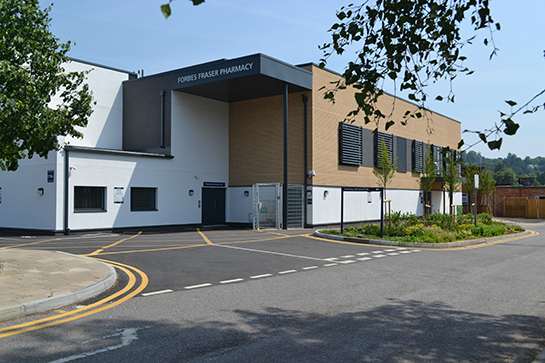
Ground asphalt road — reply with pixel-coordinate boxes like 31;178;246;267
1;221;545;362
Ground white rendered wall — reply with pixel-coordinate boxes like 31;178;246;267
59;61;126;150
227;187;253;224
307;187;461;226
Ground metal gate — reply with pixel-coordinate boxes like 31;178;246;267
252;184;305;229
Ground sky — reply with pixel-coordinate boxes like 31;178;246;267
40;0;545;159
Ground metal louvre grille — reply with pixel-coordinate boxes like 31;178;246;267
433;145;443;175
339;122;362;166
253;183;281;229
412;140;424;173
287;185;304;229
374;131;393;168
456;150;463;177
396;137;407;172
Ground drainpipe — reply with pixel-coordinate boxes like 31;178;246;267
302;94;308;227
64;148;70;235
160;91;165;148
282;83;288;229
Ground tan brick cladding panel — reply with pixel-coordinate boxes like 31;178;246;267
229;92;310;186
311;65;461;190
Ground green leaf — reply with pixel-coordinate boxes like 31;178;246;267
478;133;487;143
191;0;205;5
488;139;502;150
504;119;520;135
161;4;171;18
385;120;395;130
457;140;464;149
505;100;517;107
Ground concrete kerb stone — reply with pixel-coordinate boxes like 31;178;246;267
0;252;116;321
313;230;534;249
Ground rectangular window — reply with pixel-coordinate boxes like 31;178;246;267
131;187;157;211
412;140;424;173
338;122;362;166
374;131;394;168
74;186;106;212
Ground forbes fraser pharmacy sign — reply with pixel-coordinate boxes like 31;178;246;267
172;54;261;89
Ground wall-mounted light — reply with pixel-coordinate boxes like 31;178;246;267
306;190;312;197
244;191;250;197
189;189;194;196
323;190;329;198
308;170;316;177
37;188;44;196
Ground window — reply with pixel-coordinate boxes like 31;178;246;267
131;187;157;211
412;140;424;173
374;131;393;168
74;186;106;212
338;122;362;166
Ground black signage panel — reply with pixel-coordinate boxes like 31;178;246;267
172;54;261;90
203;182;226;187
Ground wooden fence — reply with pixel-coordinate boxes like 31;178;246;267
504;197;545;219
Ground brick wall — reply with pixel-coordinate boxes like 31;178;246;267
493;186;545;216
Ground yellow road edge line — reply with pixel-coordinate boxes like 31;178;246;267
197;228;213;245
88;231;142;256
0;259;148;338
0;238;61;250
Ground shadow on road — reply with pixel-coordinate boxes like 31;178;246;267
3;299;544;362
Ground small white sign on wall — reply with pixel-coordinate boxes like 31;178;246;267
114;187;125;203
367;191;372;203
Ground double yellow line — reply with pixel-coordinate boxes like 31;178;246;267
0;259;148;339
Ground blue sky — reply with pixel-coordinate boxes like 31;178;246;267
41;0;545;159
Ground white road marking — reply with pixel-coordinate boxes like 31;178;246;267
373;254;387;258
384;249;397;252
399;251;412;254
356;252;370;256
372;251;385;254
250;274;273;279
214;244;326;261
387;253;400;256
278;270;297;274
47;326;151;363
357;257;373;261
338;260;356;264
302;266;319;270
340;255;355;258
141;289;173;297
324;263;338;267
220;278;244;284
324;257;339;261
413;250;422;252
184;283;212;290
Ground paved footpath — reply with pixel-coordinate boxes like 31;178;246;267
0;249;116;322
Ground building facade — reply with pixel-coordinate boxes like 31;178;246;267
0;54;462;233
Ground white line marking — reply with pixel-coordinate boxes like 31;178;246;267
356;252;370;256
184;283;212;290
278;270;297;274
399;251;412;254
324;263;338;267
302;266;318;270
387;253;400;256
219;278;244;284
372;251;385;254
214;244;326;261
324;257;339;261
413;250;422;252
373;254;387;258
384;249;397;252
340;255;355;258
338;260;356;264
250;274;273;279
357;257;373;261
141;289;174;297
48;326;151;363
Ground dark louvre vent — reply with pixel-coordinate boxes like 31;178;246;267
339;122;362;166
412;140;424;173
396;137;407;172
374;131;394;168
433;145;443;175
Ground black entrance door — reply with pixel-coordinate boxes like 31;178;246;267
202;188;226;225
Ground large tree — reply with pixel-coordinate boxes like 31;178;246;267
0;0;94;171
318;0;543;151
